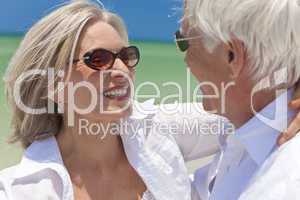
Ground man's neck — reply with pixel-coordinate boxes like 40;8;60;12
223;88;277;129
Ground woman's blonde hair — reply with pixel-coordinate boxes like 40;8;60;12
4;0;128;148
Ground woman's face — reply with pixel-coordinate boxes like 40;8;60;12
65;20;135;123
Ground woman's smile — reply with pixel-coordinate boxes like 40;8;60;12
103;85;130;101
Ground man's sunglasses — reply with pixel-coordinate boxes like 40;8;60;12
174;30;202;52
73;46;140;70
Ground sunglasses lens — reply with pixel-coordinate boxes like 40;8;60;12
175;30;189;52
119;46;140;68
89;49;114;69
177;40;189;52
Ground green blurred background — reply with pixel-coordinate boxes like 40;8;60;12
0;36;199;170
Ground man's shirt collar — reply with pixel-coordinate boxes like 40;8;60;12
228;88;296;166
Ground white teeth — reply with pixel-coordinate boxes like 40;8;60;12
103;88;128;98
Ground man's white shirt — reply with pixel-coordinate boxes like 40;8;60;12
192;88;300;200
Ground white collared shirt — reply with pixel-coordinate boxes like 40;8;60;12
193;89;300;200
0;100;229;200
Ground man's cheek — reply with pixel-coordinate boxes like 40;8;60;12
185;54;201;77
185;52;194;68
187;49;201;67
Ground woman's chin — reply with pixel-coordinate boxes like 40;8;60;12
96;105;133;121
107;105;132;118
76;102;133;123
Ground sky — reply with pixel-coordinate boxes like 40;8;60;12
0;0;184;41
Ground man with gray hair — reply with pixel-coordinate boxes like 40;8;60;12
177;0;300;199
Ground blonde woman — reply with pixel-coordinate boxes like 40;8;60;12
0;1;226;199
0;1;299;200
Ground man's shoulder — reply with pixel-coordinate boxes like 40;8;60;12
281;131;300;148
271;133;300;168
239;134;300;200
258;132;300;181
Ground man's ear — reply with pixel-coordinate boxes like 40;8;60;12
225;39;246;79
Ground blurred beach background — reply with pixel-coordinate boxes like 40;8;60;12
0;0;212;171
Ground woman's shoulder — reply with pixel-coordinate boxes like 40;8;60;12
130;99;229;134
132;99;211;120
154;102;206;120
0;165;18;199
0;164;64;199
0;137;69;199
153;102;228;129
0;165;18;182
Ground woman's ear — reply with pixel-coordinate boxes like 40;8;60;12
225;39;246;79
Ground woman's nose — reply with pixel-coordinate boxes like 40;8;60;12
110;58;131;84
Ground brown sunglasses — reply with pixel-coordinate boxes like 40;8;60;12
73;46;140;70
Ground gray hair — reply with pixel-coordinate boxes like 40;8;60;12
4;0;128;148
185;0;300;87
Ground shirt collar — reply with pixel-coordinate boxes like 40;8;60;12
121;99;191;200
232;88;296;166
129;98;158;120
13;136;74;200
14;136;64;179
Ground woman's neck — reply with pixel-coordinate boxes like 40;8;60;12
55;116;147;195
56;117;127;173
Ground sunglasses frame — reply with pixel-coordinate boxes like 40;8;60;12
174;30;202;52
74;45;140;71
